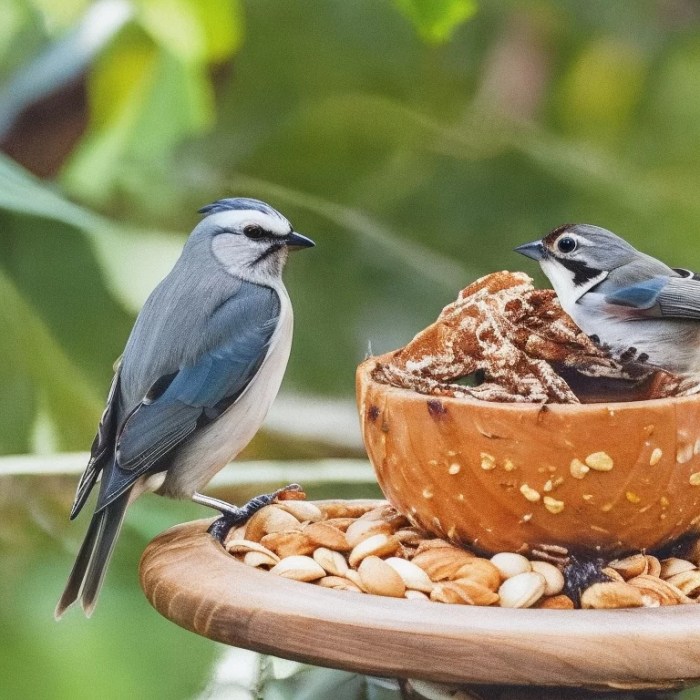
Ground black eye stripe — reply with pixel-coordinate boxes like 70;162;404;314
244;224;266;239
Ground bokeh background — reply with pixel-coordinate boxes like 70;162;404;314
3;0;700;697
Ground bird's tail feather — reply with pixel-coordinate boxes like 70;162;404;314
55;491;130;619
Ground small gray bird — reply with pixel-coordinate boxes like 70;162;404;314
56;198;314;618
515;224;700;374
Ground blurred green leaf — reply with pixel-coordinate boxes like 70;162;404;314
0;153;186;451
60;0;242;204
0;152;183;313
393;0;477;43
0;267;101;449
27;0;91;32
135;0;243;62
190;0;244;62
61;25;212;202
558;38;646;143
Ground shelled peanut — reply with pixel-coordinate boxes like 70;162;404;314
222;500;700;609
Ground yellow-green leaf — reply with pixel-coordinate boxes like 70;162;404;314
393;0;477;44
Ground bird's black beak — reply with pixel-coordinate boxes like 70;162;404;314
285;231;315;250
514;240;546;261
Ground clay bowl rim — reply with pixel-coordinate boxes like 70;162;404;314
359;352;700;414
140;517;700;691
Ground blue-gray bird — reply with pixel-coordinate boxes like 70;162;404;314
515;224;700;374
56;198;314;618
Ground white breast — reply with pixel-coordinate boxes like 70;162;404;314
158;285;294;498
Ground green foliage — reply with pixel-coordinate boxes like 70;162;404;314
0;153;185;452
393;0;477;44
3;0;700;697
62;0;243;203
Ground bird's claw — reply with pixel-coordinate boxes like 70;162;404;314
206;483;304;544
207;515;239;542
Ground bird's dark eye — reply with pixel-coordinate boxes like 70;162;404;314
557;236;577;254
243;225;266;239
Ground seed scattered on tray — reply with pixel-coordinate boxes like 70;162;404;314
222;499;700;609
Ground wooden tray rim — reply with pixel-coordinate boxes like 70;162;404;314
140;516;700;690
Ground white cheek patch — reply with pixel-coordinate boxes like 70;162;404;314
540;259;608;315
540;259;580;313
211;232;258;270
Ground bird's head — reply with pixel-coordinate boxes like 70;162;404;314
196;197;314;282
515;224;639;306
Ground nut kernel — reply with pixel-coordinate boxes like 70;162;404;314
535;594;574;610
649;448;663;466
317;575;361;593
430;579;499;606
384;557;434;592
344;569;367;592
260;531;315;558
690;472;700;486
666;570;700;597
270;555;326;582
226;539;280;561
412;545;476;581
348;533;399;568
543;496;564;514
530;561;565;596
490;552;531;580
303;522;350;551
313;547;349;577
448;463;461;475
358;556;406;598
245;505;301;542
608;554;649;580
519;484;541;502
453;558;502;591
678;444;694;464
480;452;496;470
585;451;614;471
498;572;546;608
569;458;589;479
243;551;279;568
580;581;643;609
277;500;323;522
345;519;392;548
660;558;696;579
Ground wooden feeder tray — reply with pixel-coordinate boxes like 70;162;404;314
140;512;700;694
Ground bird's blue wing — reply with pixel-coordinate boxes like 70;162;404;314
605;275;700;320
604;276;669;310
96;285;281;510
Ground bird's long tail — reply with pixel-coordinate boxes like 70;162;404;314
55;490;130;619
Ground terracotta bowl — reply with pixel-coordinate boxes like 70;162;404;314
357;353;700;557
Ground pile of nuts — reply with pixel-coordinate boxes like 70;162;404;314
223;499;700;609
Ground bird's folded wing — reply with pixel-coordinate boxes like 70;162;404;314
96;289;281;510
605;275;700;320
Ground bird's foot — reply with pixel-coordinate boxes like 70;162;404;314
193;484;304;544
